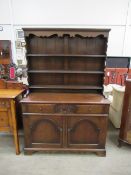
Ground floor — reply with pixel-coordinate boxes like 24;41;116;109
0;122;131;175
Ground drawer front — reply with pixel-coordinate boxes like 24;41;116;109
22;103;109;114
0;111;10;127
0;99;10;110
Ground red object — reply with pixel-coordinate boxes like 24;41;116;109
104;68;128;86
9;67;15;79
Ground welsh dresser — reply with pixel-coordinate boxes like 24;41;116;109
21;28;110;156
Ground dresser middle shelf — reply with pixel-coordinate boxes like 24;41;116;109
28;70;104;74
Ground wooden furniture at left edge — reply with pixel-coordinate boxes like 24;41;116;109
118;79;131;147
0;40;11;65
0;79;25;155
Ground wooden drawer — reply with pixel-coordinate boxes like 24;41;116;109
0;111;9;127
0;99;10;110
22;103;109;114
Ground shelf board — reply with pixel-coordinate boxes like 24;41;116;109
27;54;106;57
28;70;104;74
29;85;103;90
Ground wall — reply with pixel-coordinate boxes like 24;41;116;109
0;0;131;64
0;0;12;40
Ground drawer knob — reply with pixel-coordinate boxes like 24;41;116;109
59;127;63;132
0;102;5;105
0;101;10;108
39;107;43;111
68;128;72;132
88;108;92;111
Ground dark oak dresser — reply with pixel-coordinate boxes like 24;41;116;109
21;28;110;156
119;80;131;147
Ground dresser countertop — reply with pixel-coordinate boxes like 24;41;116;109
21;93;110;104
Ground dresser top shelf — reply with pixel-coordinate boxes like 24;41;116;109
23;28;110;31
27;54;106;57
21;93;110;104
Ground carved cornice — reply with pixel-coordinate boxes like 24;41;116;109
23;28;110;38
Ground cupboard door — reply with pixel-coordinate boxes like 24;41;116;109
67;116;107;149
23;115;63;148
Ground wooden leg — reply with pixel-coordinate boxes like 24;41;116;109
11;100;20;155
13;129;20;155
24;150;34;155
96;151;106;157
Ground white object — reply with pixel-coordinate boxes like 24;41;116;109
103;84;113;99
109;85;125;128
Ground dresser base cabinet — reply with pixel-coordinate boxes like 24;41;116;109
21;93;109;156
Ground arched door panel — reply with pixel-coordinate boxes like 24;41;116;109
67;116;107;149
23;115;63;148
